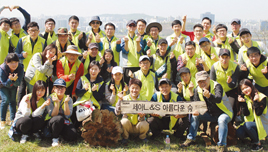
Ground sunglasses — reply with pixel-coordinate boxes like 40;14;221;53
129;24;136;27
92;21;100;25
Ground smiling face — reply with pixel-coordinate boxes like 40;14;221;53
6;61;19;71
172;24;182;34
127;23;137;34
241;84;252;96
231;22;241;33
36;88;46;99
248;52;261;66
58;34;69;44
158;43;168;56
112;72;123;82
219;55;230;66
54;86;66;96
150;27;159;39
200;41;211;53
185;45;195;58
194;27;203;38
104;52;113;63
139;59;150;71
240;33;252;45
202;19;211;32
197;77;210;89
27;26;40;40
105;25;115;37
159;83;172;96
90;20;101;30
45;21;55;32
47;48;57;58
66;53;78;64
137;21;146;34
0;22;10;32
216;28;227;39
129;84;141;98
11;21;21;31
69;19;79;30
89;65;100;79
88;48;98;57
180;73;191;84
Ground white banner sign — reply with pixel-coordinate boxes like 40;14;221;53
120;101;207;116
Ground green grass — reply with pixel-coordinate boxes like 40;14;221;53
1;116;267;151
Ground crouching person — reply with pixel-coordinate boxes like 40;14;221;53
148;78;188;140
115;78;149;144
46;78;77;147
181;71;233;152
9;80;49;143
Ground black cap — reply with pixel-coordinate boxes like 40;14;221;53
231;18;241;25
247;47;260;57
199;37;210;45
159;78;171;86
126;20;137;26
178;67;190;76
239;28;251;36
219;49;230;56
158;39;168;45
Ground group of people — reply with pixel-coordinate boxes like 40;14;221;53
0;5;268;152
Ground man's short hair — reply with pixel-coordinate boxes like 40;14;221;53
0;18;11;26
104;22;115;30
27;22;39;30
172;20;182;27
202;17;212;24
129;78;142;88
136;19;147;26
69;15;79;22
193;24;203;30
215;24;228;32
45;18;56;25
185;41;196;48
9;17;19;25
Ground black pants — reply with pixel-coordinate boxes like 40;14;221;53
48;115;77;141
123;67;140;85
15;116;45;135
17;77;30;104
65;82;74;96
148;116;190;139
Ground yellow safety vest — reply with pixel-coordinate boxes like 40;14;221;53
29;53;48;85
9;29;27;49
156;91;178;130
26;93;45;114
182;77;197;101
45;93;68;120
152;54;171;80
125;34;140;67
213;61;238;92
77;76;104;109
83;54;101;75
55;39;72;54
200;46;219;69
123;94;147;125
22;35;46;71
197;80;233;119
101;36;120;65
106;81;127;107
42;31;57;45
134;70;156;101
86;30;106;43
168;33;187;59
145;36;162;55
193;38;201;55
69;30;83;53
60;56;81;87
213;37;236;61
240;41;260;64
244;92;268;140
246;59;268;87
181;53;200;78
0;29;10;64
204;31;214;42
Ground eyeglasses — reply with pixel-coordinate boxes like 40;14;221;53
92;21;100;25
200;44;210;48
140;62;150;65
248;54;260;59
56;86;65;90
194;30;203;33
217;30;226;33
28;29;39;33
186;48;195;51
129;24;136;27
12;21;20;26
106;28;114;31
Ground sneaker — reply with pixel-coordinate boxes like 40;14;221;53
142;138;148;143
251;144;263;151
181;139;195;148
0;121;5;130
217;145;227;152
52;138;59;147
33;133;41;141
7;120;14;126
20;134;29;144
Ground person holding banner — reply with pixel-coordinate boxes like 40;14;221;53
148;78;187;140
181;71;233;152
115;78;149;145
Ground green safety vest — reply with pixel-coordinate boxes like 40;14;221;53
152;54;171;80
213;37;236;61
197;80;233;119
45;93;68;120
83;54;101;75
60;56;81;87
182;77;197;101
125;34;140;67
181;53;200;78
240;41;260;64
134;70;156;101
246;59;268;87
244;92;268;140
0;29;10;64
42;31;57;45
76;76;104;109
101;36;120;65
200;46;219;69
9;29;27;49
145;35;162;55
156;91;178;130
69;30;83;53
123;94;147;125
168;33;187;59
22;35;46;71
29;53;48;85
214;61;238;92
106;81;127;107
86;30;106;43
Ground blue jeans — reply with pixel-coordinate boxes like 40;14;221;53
101;104;115;113
187;112;231;146
0;87;17;121
236;122;259;144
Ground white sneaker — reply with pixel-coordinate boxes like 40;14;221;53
52;138;59;147
20;134;29;144
0;121;5;130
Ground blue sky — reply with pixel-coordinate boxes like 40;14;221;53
1;0;267;22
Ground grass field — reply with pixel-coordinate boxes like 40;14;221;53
0;113;267;151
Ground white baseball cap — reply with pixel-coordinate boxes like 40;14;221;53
112;66;123;74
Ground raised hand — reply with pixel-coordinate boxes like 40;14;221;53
78;32;84;40
240;64;247;71
84;82;90;91
177;82;183;93
182;15;187;23
123;85;128;92
179;36;184;44
170;52;175;59
147;40;152;47
227;76;232;83
95;33;101;43
253;92;259;102
228;37;234;44
117;91;124;100
9;6;19;11
116;39;121;44
43;98;51;107
22;52;28;58
92;84;98;91
203;88;210;98
83;51;88;59
182;57;187;65
238;95;245;102
261;66;268;74
123;36;129;43
8;73;13;81
68;73;75;80
99;57;105;65
147;49;151;56
13;73;18;81
128;70;134;78
64;95;71;103
188;81;194;91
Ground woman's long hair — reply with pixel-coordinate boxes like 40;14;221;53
239;79;258;101
30;80;47;111
108;73;125;94
101;49;117;70
41;43;58;76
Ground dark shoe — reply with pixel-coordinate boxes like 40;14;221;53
181;139;195;148
251;144;263;151
142;138;148;143
120;139;128;146
217;145;227;152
